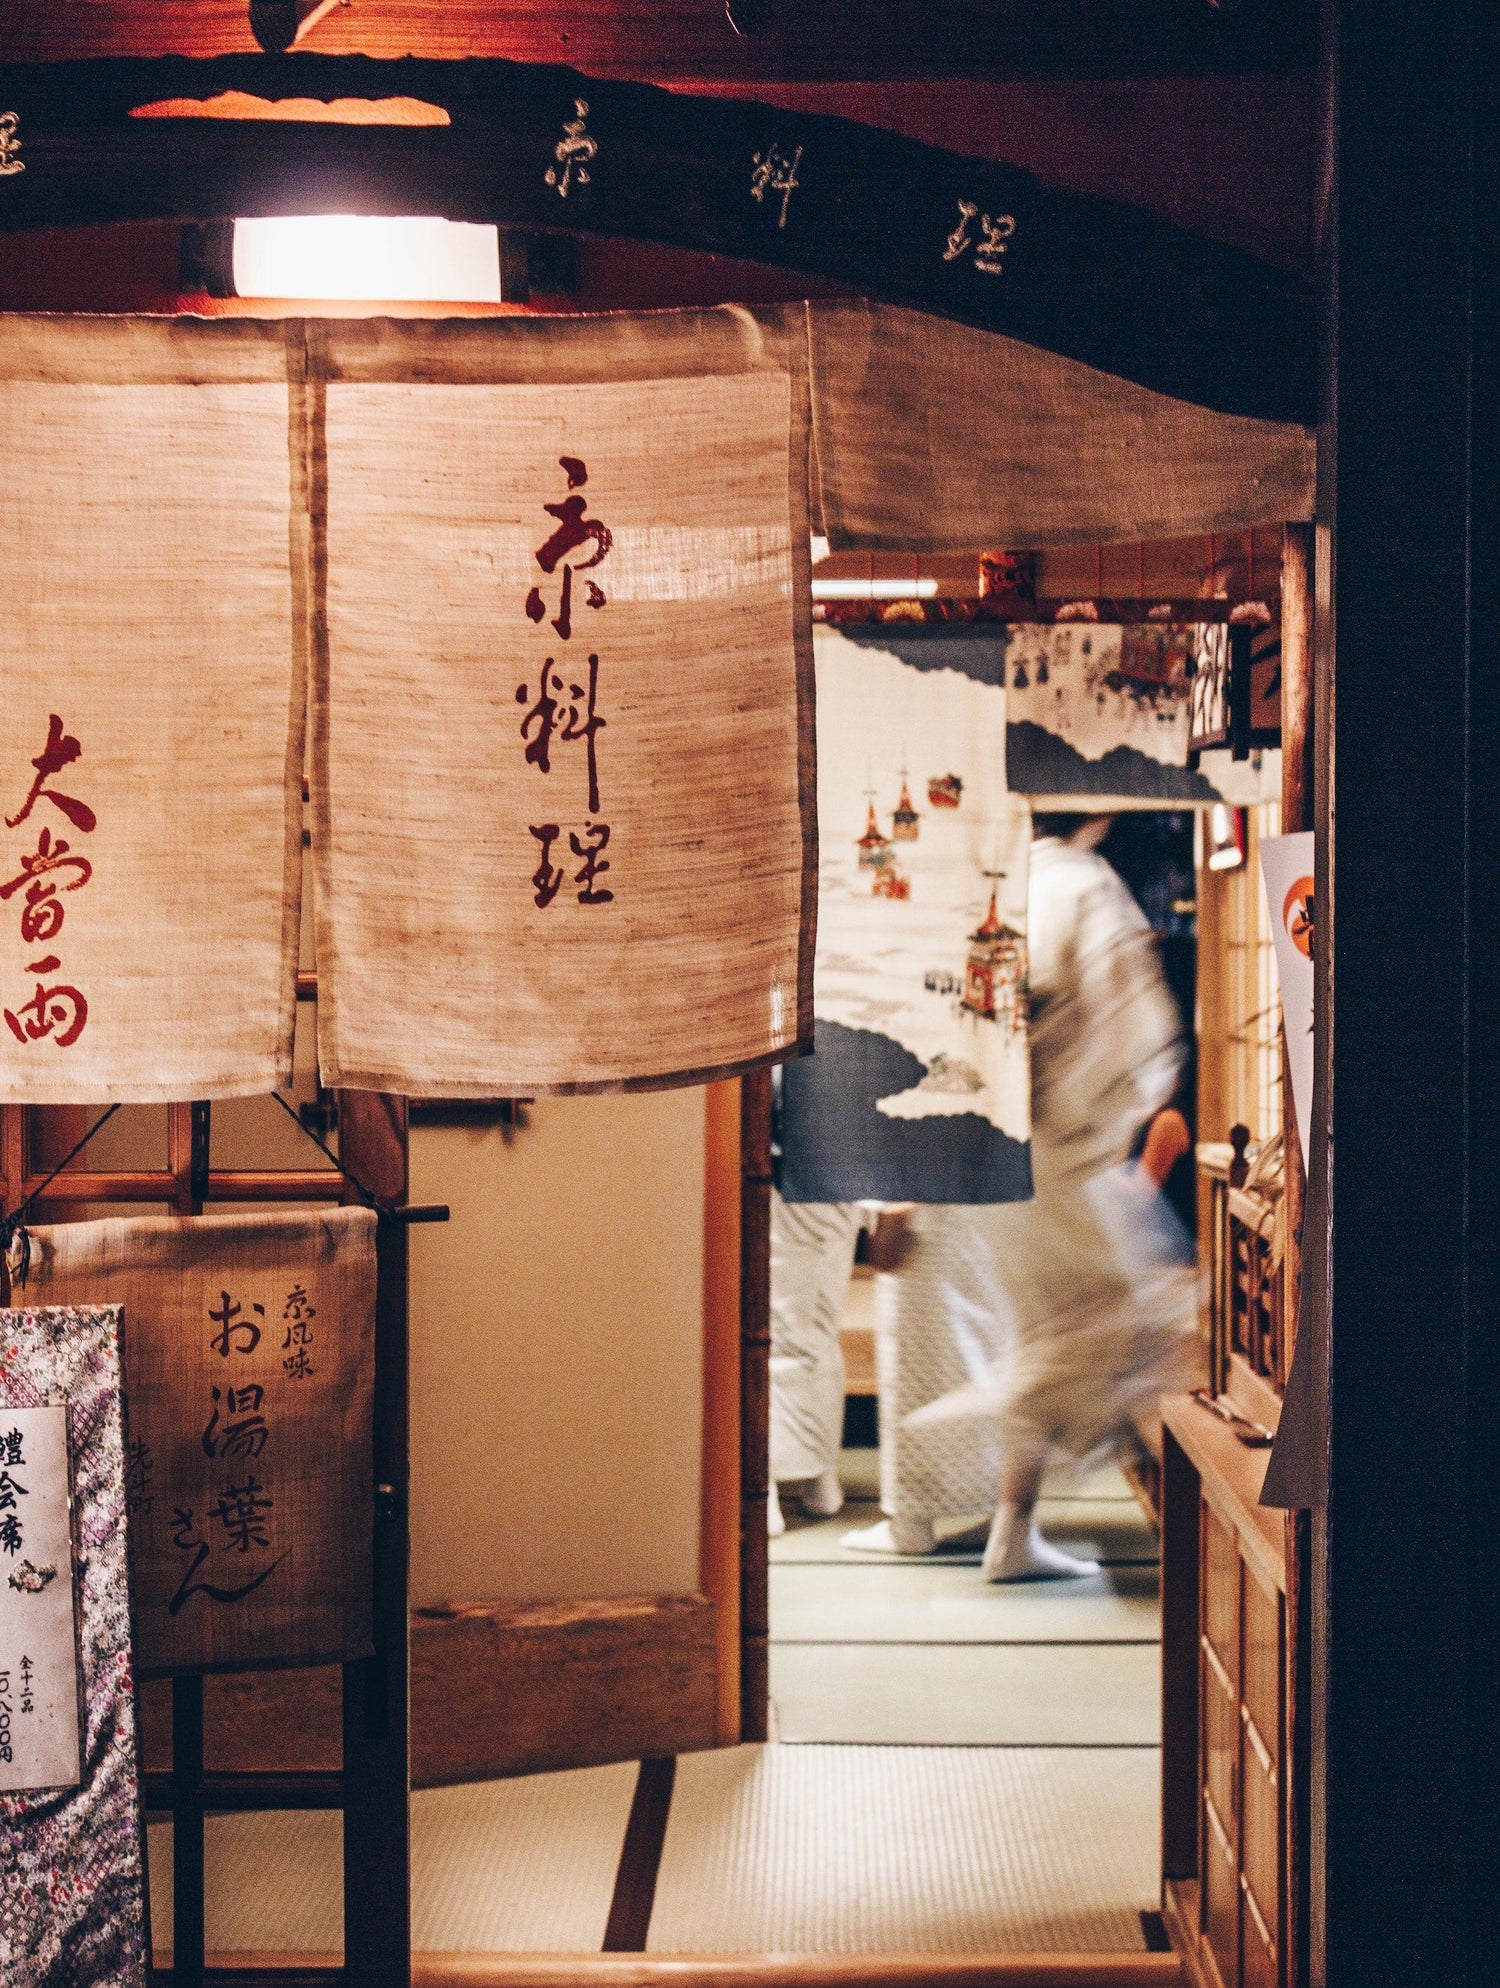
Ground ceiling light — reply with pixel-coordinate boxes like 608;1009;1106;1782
231;215;502;303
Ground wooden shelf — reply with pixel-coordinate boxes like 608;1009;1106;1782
1161;1392;1285;1596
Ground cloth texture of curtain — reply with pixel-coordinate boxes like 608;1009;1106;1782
805;299;1316;553
0;318;306;1102
310;311;815;1095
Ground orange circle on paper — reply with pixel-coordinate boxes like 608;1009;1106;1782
1283;876;1315;959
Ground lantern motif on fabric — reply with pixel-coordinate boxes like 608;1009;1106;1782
891;770;920;842
960;880;1025;1032
928;773;963;809
856;800;893;871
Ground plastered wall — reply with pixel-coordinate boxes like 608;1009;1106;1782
407;1088;707;1610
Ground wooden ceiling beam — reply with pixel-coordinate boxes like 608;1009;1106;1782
0;1;1317;81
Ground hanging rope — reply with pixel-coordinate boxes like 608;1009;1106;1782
269;1089;380;1210
268;1091;449;1227
1;1092;446;1304
1;1102;122;1290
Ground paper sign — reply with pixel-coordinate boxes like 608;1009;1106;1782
1260;830;1315;1169
0;1403;82;1793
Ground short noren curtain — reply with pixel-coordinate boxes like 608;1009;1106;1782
0;309;816;1101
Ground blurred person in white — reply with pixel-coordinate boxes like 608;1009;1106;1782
767;1195;865;1536
863;811;1199;1579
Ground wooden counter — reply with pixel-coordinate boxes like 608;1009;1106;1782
1160;1395;1292;1988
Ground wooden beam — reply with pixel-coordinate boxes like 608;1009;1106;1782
0;56;1317;420
142;1593;721;1788
0;2;1316;82
152;1960;1186;1987
411;1594;719;1784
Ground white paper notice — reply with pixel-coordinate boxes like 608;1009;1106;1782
0;1403;83;1793
1260;831;1316;1170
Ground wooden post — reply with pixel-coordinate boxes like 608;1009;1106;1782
1160;1428;1201;1886
700;1080;744;1747
338;1091;412;1988
1280;520;1314;1375
738;1069;774;1743
1279;521;1314;1988
169;1102;208;1988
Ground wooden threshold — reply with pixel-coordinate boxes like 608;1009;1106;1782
1160;1879;1209;1988
156;1957;1181;1987
140;1594;720;1789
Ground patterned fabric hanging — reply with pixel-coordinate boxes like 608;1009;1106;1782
14;1206;375;1676
0;317;305;1103
778;624;1032;1205
0;1302;148;1987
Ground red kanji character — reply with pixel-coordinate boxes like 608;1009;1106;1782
559;654;605;814
517;665;563;774
5;715;97;834
534;466;612;575
0;827;93;905
4;976;87;1048
570;820;614;905
529;823;564;908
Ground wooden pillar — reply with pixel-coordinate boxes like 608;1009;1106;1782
1280;519;1313;1371
338;1090;412;1988
738;1069;774;1743
700;1080;744;1747
1279;523;1315;1988
169;1102;208;1988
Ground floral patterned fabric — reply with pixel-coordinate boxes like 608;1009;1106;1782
0;1304;147;1988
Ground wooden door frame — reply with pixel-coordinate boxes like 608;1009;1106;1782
1311;3;1500;1982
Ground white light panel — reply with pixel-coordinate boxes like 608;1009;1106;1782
232;215;502;303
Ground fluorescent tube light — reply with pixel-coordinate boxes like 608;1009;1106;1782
811;577;940;600
232;215;502;302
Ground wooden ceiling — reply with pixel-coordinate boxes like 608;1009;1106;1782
0;1;1317;81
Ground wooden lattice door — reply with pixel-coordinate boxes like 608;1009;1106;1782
0;1072;413;1988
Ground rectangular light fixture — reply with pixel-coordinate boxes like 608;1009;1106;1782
231;215;502;303
811;576;940;601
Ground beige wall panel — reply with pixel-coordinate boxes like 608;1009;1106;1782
409;1089;706;1610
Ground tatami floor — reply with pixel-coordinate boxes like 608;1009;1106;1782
148;1450;1162;1959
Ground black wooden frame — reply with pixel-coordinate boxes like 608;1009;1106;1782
0;53;1313;420
4;16;1497;1979
1313;1;1500;1982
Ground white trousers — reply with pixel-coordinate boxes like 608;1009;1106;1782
768;1192;861;1483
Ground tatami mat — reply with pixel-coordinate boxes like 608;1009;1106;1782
770;1499;1159;1566
648;1743;1158;1953
771;1641;1161;1746
148;1760;638;1958
772;1561;1161;1644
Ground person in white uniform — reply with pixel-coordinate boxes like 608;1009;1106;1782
851;813;1199;1577
767;1193;864;1535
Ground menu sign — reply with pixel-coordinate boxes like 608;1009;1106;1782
0;1403;82;1793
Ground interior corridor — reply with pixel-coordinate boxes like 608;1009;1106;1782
148;1446;1163;1960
